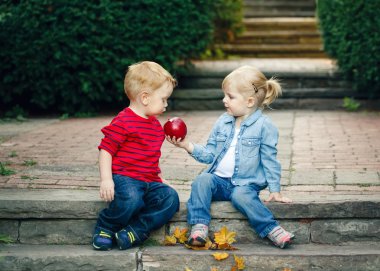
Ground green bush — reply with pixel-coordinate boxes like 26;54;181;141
213;0;244;43
317;0;380;98
0;0;213;115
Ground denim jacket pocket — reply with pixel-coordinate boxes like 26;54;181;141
241;137;260;158
215;133;227;153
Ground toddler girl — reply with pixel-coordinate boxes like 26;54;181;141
167;65;294;248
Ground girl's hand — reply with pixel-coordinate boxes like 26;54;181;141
99;179;114;202
265;192;292;203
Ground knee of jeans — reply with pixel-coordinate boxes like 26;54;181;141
191;173;213;190
231;188;258;207
166;187;180;211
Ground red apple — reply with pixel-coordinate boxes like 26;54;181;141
164;117;187;139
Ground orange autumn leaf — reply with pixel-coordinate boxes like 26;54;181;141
214;226;236;246
282;268;292;271
173;227;188;244
218;243;238;251
212;252;229;261
164;235;177;246
233;255;245;270
210;268;219;271
231;267;237;271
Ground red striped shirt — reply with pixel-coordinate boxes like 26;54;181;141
98;107;164;183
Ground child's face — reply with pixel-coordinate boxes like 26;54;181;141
222;82;253;118
145;82;173;116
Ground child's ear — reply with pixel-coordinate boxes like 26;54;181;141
140;91;150;105
247;97;255;108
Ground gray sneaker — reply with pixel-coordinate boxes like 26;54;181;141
267;226;295;248
188;224;208;246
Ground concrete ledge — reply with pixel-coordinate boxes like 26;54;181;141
0;244;138;271
1;189;380;246
143;243;380;271
1;243;379;271
1;189;379;219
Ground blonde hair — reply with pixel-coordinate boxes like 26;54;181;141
222;65;282;109
124;61;177;100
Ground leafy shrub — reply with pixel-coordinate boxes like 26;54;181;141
317;0;380;98
0;0;213;115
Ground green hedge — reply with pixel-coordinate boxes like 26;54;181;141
0;0;213;115
317;0;380;97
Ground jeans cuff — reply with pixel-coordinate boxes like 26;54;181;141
259;223;279;238
188;219;210;226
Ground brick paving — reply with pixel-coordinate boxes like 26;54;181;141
1;110;379;198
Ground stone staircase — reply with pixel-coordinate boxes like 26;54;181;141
1;189;379;270
218;0;326;58
170;59;368;111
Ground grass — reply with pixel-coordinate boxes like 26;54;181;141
0;235;13;244
0;162;15;176
23;159;37;166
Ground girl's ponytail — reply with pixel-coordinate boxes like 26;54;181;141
262;77;282;108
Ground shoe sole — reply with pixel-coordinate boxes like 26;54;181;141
188;237;207;247
92;242;112;251
279;235;296;249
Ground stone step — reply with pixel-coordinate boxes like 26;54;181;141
1;189;379;246
1;243;379;271
218;43;325;56
243;18;319;32
243;0;315;18
233;30;322;45
244;10;315;18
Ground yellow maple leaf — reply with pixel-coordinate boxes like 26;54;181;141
185;267;192;271
173;227;188;244
214;226;236;246
164;235;177;246
212;252;229;261
233;255;245;270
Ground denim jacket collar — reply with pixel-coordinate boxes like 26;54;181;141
223;109;263;127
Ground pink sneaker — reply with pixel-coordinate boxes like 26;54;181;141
187;224;208;246
267;226;295;248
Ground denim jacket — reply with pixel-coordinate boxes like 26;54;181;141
191;109;281;192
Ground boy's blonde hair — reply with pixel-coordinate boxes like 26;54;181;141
222;65;282;109
124;61;177;100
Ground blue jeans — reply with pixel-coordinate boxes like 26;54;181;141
95;174;179;242
187;173;278;238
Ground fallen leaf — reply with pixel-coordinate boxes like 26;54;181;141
210;268;219;271
282;268;292;271
212;252;229;261
218;243;238;251
214;226;236;246
173;227;188;244
185;267;192;271
233;255;245;270
164;235;177;246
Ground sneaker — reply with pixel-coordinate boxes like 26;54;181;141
187;224;208;246
267;226;295;249
115;227;139;250
92;229;114;251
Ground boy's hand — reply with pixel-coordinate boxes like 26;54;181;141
265;192;292;203
99;179;114;202
165;135;193;153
